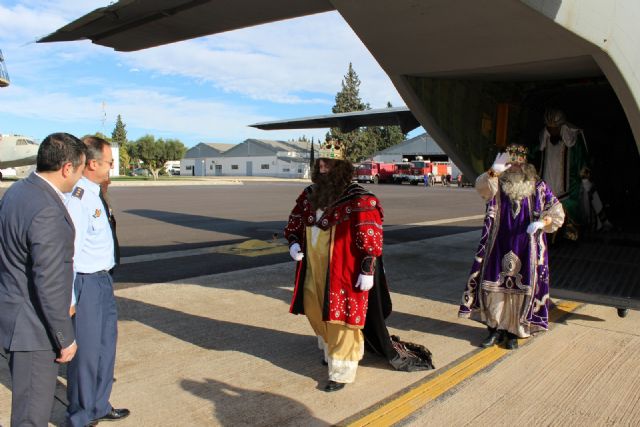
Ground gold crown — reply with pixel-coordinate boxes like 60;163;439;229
318;140;345;160
506;144;528;157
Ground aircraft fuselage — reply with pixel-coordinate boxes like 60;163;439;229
0;135;39;169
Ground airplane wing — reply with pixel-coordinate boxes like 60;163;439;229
37;0;335;52
250;107;421;134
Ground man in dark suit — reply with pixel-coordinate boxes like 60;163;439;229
0;133;86;426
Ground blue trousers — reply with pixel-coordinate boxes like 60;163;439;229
66;271;118;427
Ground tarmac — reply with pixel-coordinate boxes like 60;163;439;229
1;229;639;426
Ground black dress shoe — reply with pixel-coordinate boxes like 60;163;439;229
480;328;505;348
324;380;345;392
96;408;130;422
505;333;519;350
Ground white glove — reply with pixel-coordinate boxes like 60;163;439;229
491;152;512;174
527;221;545;235
356;274;374;291
289;243;304;261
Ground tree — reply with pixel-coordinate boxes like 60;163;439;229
371;102;406;152
110;115;131;174
327;65;407;162
328;63;373;162
125;141;139;170
377;124;405;151
111;115;127;144
118;143;131;175
288;135;310;143
332;63;368;114
130;135;187;180
309;141;315;168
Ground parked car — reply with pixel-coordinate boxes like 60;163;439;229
130;167;149;177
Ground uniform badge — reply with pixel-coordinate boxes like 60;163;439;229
72;187;84;199
93;209;102;218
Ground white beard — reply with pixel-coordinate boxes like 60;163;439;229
500;170;536;203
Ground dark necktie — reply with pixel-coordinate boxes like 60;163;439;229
99;191;121;266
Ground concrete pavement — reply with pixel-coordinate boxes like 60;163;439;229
1;230;638;426
399;302;640;426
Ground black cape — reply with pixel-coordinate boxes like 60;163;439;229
363;258;435;372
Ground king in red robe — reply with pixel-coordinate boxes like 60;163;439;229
285;140;433;392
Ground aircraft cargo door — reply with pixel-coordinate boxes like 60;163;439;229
407;74;640;311
530;84;640;311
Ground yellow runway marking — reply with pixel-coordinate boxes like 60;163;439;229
218;239;288;257
344;301;582;427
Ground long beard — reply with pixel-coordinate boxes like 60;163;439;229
309;173;346;210
500;169;536;203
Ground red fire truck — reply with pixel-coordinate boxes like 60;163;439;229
356;161;394;184
391;160;413;184
406;157;452;186
389;157;451;185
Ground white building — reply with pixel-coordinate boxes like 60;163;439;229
217;139;310;178
182;139;311;178
181;142;234;176
110;143;120;177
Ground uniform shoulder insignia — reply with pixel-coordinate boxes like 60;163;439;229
72;187;84;199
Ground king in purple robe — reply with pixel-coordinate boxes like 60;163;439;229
458;144;565;350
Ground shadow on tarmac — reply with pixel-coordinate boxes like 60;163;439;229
115;208;480;293
123;209;284;243
116;296;320;379
181;378;328;427
114;252;292;293
114;296;442;379
549;302;605;324
119;238;247;258
121;209;479;257
386;311;486;346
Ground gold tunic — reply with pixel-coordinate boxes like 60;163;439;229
303;225;364;383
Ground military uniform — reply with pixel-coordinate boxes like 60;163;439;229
65;176;118;427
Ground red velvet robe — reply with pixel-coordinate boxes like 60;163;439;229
284;183;384;328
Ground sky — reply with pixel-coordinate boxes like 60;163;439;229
0;0;422;148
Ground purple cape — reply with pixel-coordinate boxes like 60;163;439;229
459;180;561;331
